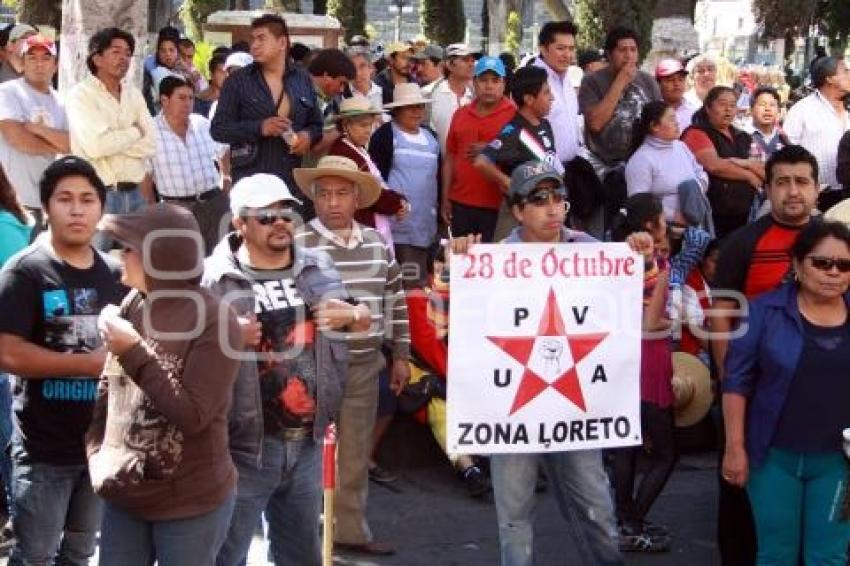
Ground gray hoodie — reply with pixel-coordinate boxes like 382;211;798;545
202;233;350;468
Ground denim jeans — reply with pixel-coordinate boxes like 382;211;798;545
9;444;102;566
491;450;623;566
216;436;321;566
748;448;850;565
98;492;235;566
93;186;147;251
0;374;12;516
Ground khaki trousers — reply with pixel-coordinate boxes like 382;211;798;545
333;353;385;544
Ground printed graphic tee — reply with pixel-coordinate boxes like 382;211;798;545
481;113;561;176
244;265;319;435
0;243;124;465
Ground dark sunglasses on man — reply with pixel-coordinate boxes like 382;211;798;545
249;208;298;226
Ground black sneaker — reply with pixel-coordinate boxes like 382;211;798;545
368;464;398;485
460;465;491;499
618;525;671;553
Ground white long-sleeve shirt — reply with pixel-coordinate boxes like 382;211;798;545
783;89;850;190
534;57;581;163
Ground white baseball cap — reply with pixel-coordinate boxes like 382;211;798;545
229;174;302;217
224;51;253;70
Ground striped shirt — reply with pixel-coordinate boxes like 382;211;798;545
149;113;226;198
296;218;410;361
783;90;850;190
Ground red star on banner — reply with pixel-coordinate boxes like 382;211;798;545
487;288;609;415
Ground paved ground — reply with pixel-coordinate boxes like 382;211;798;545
0;422;720;566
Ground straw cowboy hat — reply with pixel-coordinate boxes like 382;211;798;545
383;83;433;110
332;95;383;122
293;155;382;209
825;198;850;225
671;352;713;428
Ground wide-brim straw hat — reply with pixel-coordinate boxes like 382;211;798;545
293;155;382;209
671;352;713;428
332;95;383;122
383;82;433;109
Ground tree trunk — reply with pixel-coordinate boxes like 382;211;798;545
17;0;62;30
421;0;465;45
182;0;228;39
542;0;570;21
488;0;523;55
148;0;174;33
653;0;696;20
59;0;148;92
265;0;301;11
328;0;366;42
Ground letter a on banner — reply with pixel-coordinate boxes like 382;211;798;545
447;243;644;454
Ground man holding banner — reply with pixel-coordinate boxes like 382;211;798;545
449;161;653;565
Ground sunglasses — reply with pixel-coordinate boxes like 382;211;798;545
252;209;297;226
525;189;569;209
807;255;850;273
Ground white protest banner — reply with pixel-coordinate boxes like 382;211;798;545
447;243;644;454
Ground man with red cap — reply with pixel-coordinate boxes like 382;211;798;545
0;34;68;229
655;58;698;133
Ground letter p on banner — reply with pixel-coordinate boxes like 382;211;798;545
447;243;644;454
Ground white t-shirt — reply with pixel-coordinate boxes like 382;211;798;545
0;79;67;208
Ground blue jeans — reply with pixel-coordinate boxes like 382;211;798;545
93;186;147;251
748;448;850;565
9;445;102;566
98;492;235;566
216;436;321;566
0;374;13;516
491;450;623;566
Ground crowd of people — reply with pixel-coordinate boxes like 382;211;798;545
0;11;848;566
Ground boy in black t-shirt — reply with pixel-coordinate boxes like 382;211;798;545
475;66;561;240
0;157;125;564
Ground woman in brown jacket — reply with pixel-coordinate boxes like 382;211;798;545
87;203;243;565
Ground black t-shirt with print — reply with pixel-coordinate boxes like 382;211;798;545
0;243;125;465
243;264;318;435
481;112;560;176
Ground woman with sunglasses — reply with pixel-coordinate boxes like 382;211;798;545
723;220;850;565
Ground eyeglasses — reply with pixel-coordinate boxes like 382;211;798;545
524;189;569;209
252;209;297;226
807;255;850;273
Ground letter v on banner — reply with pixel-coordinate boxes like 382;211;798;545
518;128;564;175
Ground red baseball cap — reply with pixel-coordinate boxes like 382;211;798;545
655;58;687;79
20;35;57;57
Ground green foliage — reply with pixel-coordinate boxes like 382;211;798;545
420;0;465;46
328;0;365;42
181;0;227;40
752;0;818;39
505;11;521;56
573;0;657;58
753;0;850;54
192;40;215;79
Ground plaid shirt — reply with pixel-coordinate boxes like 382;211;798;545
149;113;225;198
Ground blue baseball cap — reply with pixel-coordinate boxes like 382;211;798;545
474;56;506;78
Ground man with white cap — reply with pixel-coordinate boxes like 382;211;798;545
0;24;36;83
206;52;254;122
374;42;414;105
428;43;474;151
656;58;697;133
0;34;68;229
205;172;370;566
294;155;411;556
